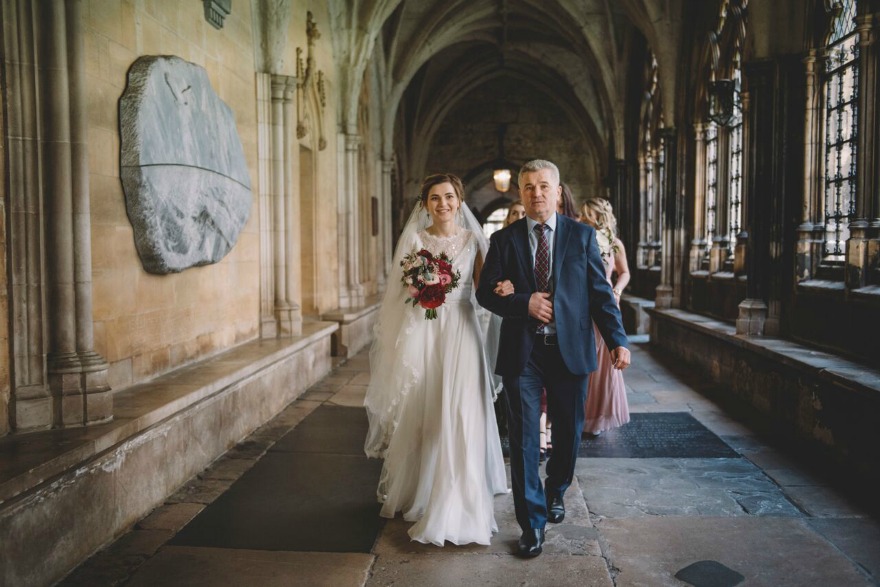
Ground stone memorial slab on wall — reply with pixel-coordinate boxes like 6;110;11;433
120;55;252;274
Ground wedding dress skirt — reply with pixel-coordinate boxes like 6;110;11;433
366;230;508;546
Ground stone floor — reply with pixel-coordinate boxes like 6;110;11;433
58;337;880;586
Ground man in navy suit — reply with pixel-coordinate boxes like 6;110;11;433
477;159;630;557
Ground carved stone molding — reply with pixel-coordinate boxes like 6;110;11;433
203;0;231;30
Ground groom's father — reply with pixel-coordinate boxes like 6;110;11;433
477;159;630;557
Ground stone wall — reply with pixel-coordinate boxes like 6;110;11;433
0;148;7;436
82;1;342;390
86;1;259;390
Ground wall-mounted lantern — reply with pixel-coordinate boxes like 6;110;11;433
707;79;737;126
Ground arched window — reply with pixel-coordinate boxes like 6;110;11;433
726;65;744;252
822;0;859;261
705;124;719;258
483;207;508;239
638;54;663;270
699;0;747;271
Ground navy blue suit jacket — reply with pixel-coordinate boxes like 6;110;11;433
476;214;628;377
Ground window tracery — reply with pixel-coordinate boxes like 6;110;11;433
821;0;859;261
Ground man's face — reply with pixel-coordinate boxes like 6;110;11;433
520;169;561;223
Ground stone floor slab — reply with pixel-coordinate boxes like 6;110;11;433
137;503;206;532
328;386;368;407
125;547;374;587
365;553;613;587
600;517;873;586
577;458;801;518
807;518;880;582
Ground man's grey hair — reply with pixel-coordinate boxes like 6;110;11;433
519;159;560;186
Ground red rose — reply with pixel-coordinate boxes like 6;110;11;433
418;284;446;309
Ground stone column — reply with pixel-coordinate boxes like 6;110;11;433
67;0;110;421
338;132;365;308
256;73;277;338
655;127;678;308
6;0;52;430
610;159;633;263
846;13;878;289
797;49;826;283
270;76;297;335
737;60;775;335
38;0;110;426
637;155;652;268
283;77;302;335
41;0;79;425
690;123;708;272
379;160;394;289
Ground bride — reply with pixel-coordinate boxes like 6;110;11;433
364;173;508;546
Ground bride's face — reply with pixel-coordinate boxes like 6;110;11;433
425;182;461;223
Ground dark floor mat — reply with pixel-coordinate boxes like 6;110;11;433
170;406;383;553
578;412;738;458
270;405;369;455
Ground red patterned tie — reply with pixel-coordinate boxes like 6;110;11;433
534;223;550;293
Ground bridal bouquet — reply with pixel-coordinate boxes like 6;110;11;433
400;248;461;319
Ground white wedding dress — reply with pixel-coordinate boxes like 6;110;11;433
364;227;508;546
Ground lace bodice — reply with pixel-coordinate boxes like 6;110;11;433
415;229;478;302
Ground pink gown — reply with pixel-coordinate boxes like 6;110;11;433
583;238;630;435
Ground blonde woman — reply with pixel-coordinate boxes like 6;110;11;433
580;197;630;435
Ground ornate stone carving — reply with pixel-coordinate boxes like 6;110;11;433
120;55;252;274
296;12;327;150
203;0;231;30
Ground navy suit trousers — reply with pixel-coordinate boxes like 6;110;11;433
503;337;588;531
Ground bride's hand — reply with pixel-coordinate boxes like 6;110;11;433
494;280;514;297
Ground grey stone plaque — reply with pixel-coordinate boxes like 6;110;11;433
120;55;252;274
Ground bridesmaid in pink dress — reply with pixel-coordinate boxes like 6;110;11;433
580;198;631;435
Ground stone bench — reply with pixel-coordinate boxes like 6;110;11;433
322;296;381;358
0;321;337;587
648;307;880;489
620;294;654;335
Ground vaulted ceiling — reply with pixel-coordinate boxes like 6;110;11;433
328;0;685;206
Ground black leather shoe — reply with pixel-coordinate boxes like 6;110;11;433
547;493;565;523
517;528;545;558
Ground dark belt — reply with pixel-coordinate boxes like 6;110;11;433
536;333;558;346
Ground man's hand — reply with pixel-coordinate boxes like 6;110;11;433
528;292;553;323
494;280;514;297
610;346;631;370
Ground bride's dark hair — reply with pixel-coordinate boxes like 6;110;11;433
419;173;465;205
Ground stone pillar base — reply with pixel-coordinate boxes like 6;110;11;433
736;298;768;335
340;283;366;309
689;243;706;273
654;284;674;309
14;388;53;431
260;315;279;339
48;351;112;427
275;303;303;337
